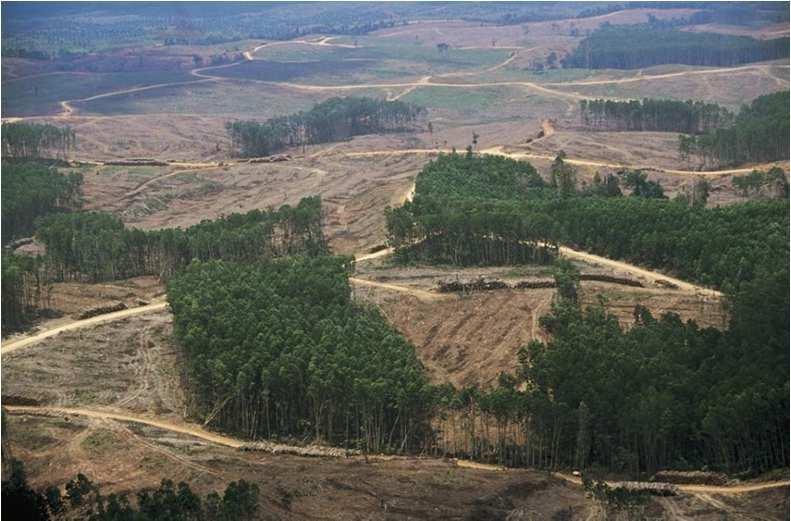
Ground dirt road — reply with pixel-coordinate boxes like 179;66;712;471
554;472;789;496
350;277;449;301
547;63;790;87
1;301;168;354
7;405;785;497
557;245;722;297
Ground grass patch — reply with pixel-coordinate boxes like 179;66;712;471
402;85;510;115
80;428;122;454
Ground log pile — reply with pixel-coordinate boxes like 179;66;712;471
239;441;360;458
438;274;644;293
104;158;168;166
247;154;291;163
437;278;509;293
652;470;728;486
74;301;127;320
580;274;644;287
607;481;678;496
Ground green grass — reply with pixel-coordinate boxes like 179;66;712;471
402;85;513;115
80;428;122;454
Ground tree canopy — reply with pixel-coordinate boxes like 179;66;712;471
227;97;424;157
168;256;437;452
562;24;789;69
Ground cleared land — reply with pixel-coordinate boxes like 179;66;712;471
2;10;789;519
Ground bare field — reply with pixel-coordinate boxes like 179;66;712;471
6;412;599;520
6;412;787;520
81;144;428;254
552;61;790;109
353;260;727;388
2;311;183;418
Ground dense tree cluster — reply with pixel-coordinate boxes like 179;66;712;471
1;122;76;160
679;91;789;168
36;197;326;282
168;256;437;452
1;460;259;521
481;261;787;472
579;98;733;133
1;161;83;244
227;97;424;157
562;24;789;69
386;152;555;265
387;153;788;290
1;254;50;331
429;259;788;473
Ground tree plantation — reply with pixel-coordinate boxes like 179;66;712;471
562;24;789;69
168;257;437;452
226;97;424;157
37;197;326;282
456;261;789;473
1;122;76;160
1;197;326;329
386;153;788;290
1;160;83;244
679;91;790;168
579;98;733;134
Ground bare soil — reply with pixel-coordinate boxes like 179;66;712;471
354;260;726;388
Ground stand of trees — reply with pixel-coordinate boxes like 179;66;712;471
427;259;788;474
1;255;50;331
562;24;789;69
2;122;76;160
36;197;327;282
579;98;733;133
385;152;555;265
168;256;437;453
1;459;259;521
227;97;424;157
487;261;787;473
387;153;788;290
679;91;789;168
2;161;83;244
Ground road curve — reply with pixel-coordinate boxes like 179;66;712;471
5;405;243;448
553;472;790;495
350;277;449;301
2;301;169;354
7;406;785;496
557;245;722;297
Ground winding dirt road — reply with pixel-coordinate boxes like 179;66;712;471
5;405;784;497
1;301;168;355
557;245;722;297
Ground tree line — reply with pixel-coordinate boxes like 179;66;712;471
562;24;789;69
1;161;83;244
385;152;555;265
168;256;438;453
2;122;76;160
433;260;787;473
386;152;788;290
1;459;259;521
1;197;326;329
226;97;424;157
679;91;789;168
579;98;733;134
37;197;326;283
